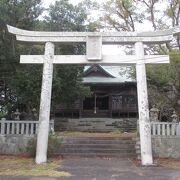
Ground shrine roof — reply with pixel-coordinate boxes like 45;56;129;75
83;65;135;84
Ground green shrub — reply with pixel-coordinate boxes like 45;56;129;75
47;136;63;157
26;136;63;158
0;112;6;119
26;138;37;157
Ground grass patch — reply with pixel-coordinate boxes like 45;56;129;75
109;130;122;136
133;158;180;170
26;136;63;158
0;155;71;177
155;158;180;169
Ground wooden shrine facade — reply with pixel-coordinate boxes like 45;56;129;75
55;65;138;118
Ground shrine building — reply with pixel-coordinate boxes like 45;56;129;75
54;64;138;132
55;64;138;119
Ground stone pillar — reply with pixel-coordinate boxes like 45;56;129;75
135;42;153;165
35;42;54;164
1;118;6;135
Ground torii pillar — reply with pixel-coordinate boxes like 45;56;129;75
36;42;54;163
7;25;180;165
135;42;152;164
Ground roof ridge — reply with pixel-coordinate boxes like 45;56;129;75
83;64;115;78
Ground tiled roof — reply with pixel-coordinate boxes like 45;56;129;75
83;65;135;84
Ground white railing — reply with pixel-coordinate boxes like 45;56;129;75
151;121;180;136
0;118;54;136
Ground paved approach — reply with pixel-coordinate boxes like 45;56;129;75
0;157;180;180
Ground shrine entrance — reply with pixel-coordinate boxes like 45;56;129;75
83;93;109;111
83;92;109;117
7;24;180;165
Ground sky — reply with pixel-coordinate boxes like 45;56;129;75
41;0;167;55
42;0;56;7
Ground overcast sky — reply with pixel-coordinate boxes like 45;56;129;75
41;0;165;55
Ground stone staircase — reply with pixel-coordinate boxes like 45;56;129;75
56;136;137;158
54;118;137;132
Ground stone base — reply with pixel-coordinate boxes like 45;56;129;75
0;135;33;154
152;136;180;158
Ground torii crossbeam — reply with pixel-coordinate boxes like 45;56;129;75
7;25;180;165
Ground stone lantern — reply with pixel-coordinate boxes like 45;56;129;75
32;108;38;120
150;105;160;121
171;111;178;123
14;109;21;120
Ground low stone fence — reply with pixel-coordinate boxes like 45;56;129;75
1;120;180;157
150;121;180;158
151;122;180;136
0;135;32;154
0;118;54;136
152;137;180;158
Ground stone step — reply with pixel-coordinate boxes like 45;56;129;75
63;141;136;145
61;137;136;144
55;129;137;132
59;149;136;154
62;136;136;140
56;136;137;158
56;126;136;129
56;152;137;158
54;118;137;132
63;140;136;145
61;144;136;149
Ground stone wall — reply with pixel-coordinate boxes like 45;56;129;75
0;135;33;154
1;134;180;158
152;136;180;158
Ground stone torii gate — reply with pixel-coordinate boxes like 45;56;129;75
7;25;180;165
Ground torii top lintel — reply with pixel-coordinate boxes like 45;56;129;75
7;25;180;44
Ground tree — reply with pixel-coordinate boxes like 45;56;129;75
165;0;180;49
99;0;180;117
0;0;43;115
1;0;91;117
102;0;143;31
45;0;87;31
43;0;90;111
